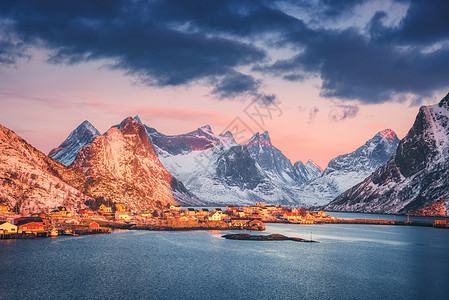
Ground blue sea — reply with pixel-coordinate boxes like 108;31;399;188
1;215;449;299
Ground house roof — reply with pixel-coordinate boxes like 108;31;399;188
18;221;44;227
15;217;44;226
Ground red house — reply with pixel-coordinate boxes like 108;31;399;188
18;221;46;234
89;222;100;229
79;209;94;217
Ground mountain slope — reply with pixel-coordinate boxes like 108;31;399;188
293;160;323;184
0;124;91;214
298;129;400;206
49;120;100;166
244;131;320;184
146;125;319;206
71;117;201;212
326;94;449;214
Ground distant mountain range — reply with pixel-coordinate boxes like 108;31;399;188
144;121;322;206
47;115;401;207
3;94;448;214
297;129;400;206
326;93;449;214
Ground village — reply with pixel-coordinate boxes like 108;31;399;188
2;201;448;239
0;202;340;239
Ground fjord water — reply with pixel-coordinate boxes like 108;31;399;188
1;223;448;300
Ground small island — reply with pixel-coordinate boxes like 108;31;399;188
222;233;319;243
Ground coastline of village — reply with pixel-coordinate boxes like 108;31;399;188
1;202;448;240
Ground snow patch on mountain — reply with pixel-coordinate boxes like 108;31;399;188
326;93;449;214
298;129;400;206
49;120;100;166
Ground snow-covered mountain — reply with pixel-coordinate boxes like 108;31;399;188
49;120;100;166
244;131;320;184
0;124;91;214
71;117;202;212
145;123;320;206
297;129;400;206
326;94;449;214
293;160;323;184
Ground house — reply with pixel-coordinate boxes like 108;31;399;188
185;208;196;216
115;211;131;222
115;204;126;212
14;217;46;226
243;206;257;214
237;211;246;218
0;221;17;234
249;220;263;227
178;216;191;221
98;204;113;215
266;205;277;212
79;209;94;218
18;221;46;234
283;212;302;222
170;205;182;212
196;209;209;217
231;218;250;227
141;212;153;218
89;222;100;230
50;206;72;217
0;203;9;213
208;211;223;221
162;211;174;218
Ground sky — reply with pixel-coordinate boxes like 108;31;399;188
1;0;448;168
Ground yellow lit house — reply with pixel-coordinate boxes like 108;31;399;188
98;204;113;215
208;211;223;221
0;221;17;234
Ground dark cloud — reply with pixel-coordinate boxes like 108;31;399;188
262;0;449;104
387;0;449;45
212;71;261;99
212;71;277;105
329;105;359;122
0;0;448;105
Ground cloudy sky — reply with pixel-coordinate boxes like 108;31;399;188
1;0;448;168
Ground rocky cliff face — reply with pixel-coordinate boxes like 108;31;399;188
326;93;449;214
71;118;201;212
0;124;91;214
297;129;400;206
244;131;320;184
293;160;323;185
49;120;100;166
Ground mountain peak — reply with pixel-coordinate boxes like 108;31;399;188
260;131;271;142
219;131;234;139
378;129;397;142
77;120;99;134
48;120;100;166
116;117;138;130
199;125;213;134
245;131;272;147
306;159;323;172
438;92;449;109
133;115;143;124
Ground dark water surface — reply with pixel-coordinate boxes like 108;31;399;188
1;222;448;299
